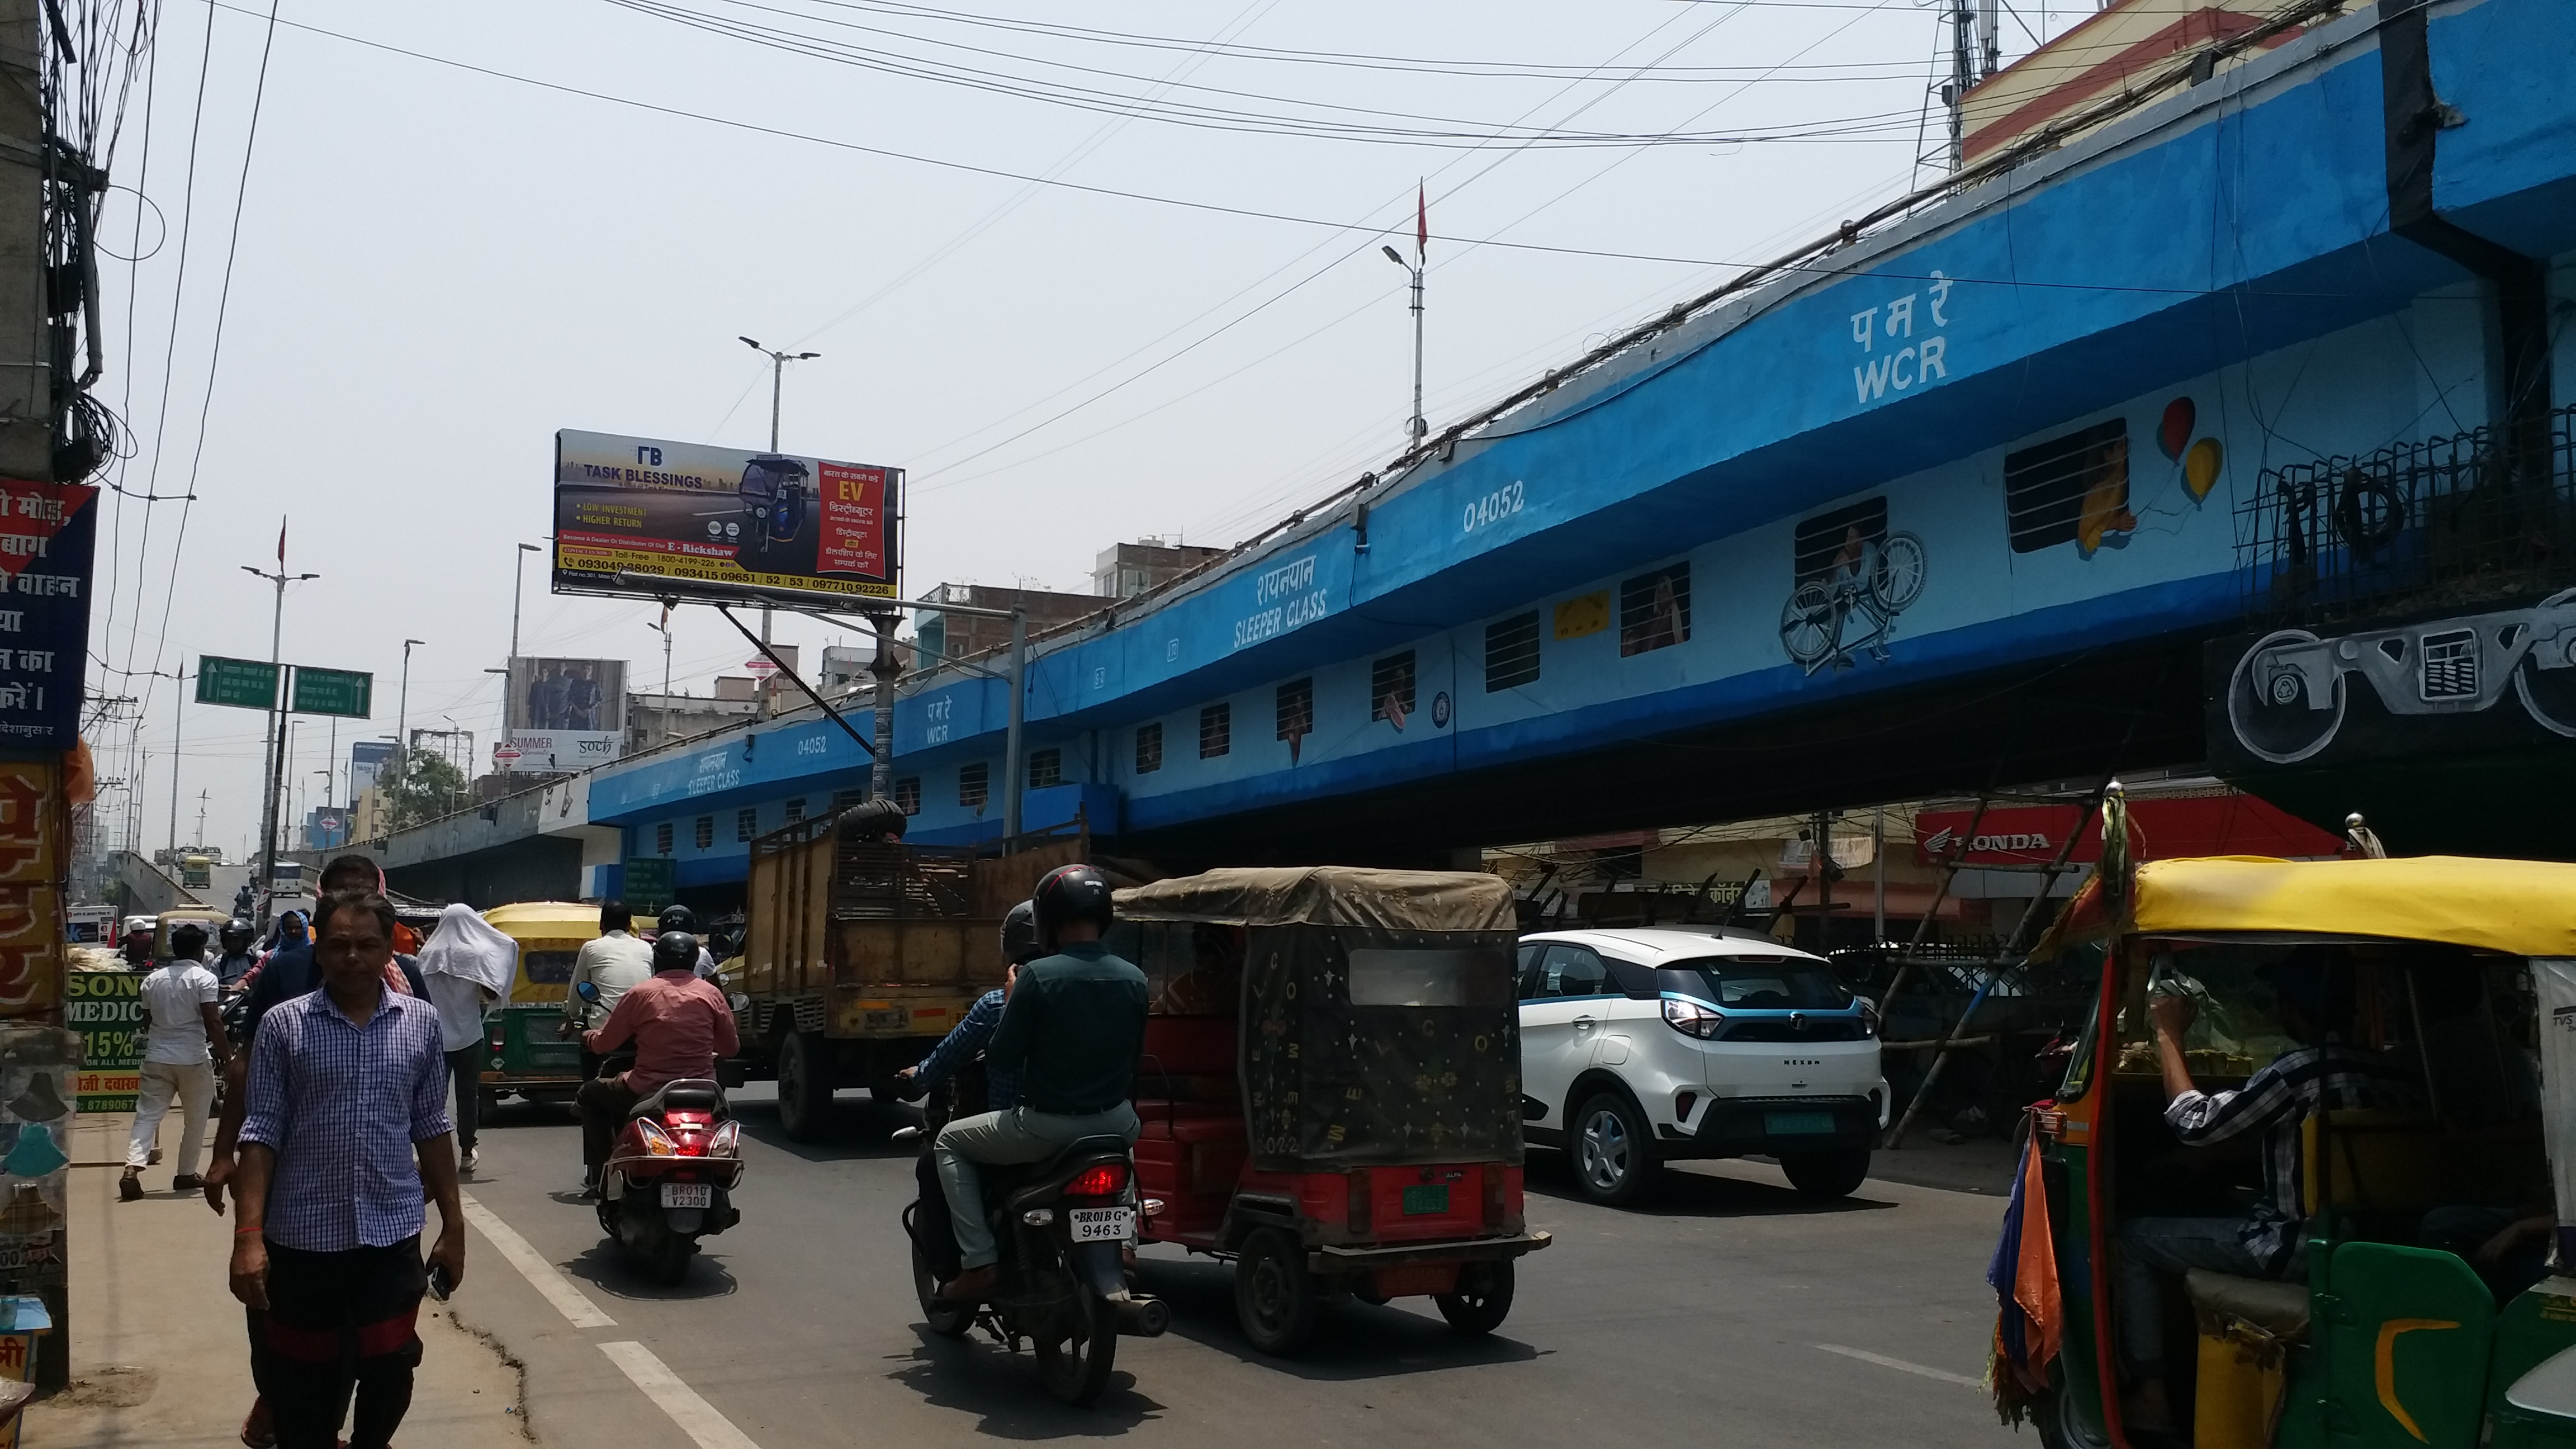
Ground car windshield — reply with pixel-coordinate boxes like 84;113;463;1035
1659;955;1850;1011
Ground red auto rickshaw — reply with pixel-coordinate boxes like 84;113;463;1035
1114;867;1551;1353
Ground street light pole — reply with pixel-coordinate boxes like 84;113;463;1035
395;638;423;823
243;552;319;922
1381;242;1427;445
740;336;820;723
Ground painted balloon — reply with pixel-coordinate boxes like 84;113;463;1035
2184;437;2224;500
2160;397;2195;461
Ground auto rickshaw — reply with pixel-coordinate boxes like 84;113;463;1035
1111;866;1551;1353
476;901;596;1111
1994;804;2576;1449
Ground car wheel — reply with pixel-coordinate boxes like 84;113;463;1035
1234;1227;1319;1355
1570;1092;1660;1207
1434;1260;1514;1336
1779;1148;1872;1199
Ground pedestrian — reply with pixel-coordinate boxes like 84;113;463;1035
415;902;515;1176
121;921;230;1201
229;888;463;1449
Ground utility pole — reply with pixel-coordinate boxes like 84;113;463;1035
1380;186;1428;446
740;335;818;721
242;546;318;921
1002;607;1027;848
1947;0;1975;171
395;637;422;801
869;610;897;802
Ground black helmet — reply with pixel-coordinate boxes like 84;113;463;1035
220;918;254;950
658;903;697;934
1030;864;1114;949
652;931;700;974
1000;901;1039;965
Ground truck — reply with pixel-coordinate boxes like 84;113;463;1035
732;800;1088;1141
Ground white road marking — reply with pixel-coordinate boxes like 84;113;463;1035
1816;1343;1984;1388
458;1191;616;1329
600;1341;765;1449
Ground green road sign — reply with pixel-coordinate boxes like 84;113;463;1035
623;858;675;913
291;666;373;718
196;656;278;711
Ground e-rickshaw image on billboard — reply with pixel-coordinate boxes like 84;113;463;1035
1991;799;2576;1449
1111;867;1550;1354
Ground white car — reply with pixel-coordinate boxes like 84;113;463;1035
1516;927;1887;1205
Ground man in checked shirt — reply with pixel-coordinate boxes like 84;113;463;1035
228;890;464;1449
2117;950;2417;1433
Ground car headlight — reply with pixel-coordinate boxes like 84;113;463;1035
1661;996;1725;1040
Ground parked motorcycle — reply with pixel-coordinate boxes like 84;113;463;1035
898;1111;1168;1405
574;979;744;1284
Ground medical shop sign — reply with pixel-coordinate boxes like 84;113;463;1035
66;972;143;1113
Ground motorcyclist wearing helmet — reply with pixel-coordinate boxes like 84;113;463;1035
212;918;260;989
656;903;721;981
575;930;740;1196
931;865;1147;1304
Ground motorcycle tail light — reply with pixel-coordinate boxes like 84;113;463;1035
1066;1162;1128;1198
1661;996;1725;1040
634;1118;678;1157
708;1121;742;1156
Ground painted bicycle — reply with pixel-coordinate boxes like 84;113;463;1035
1779;530;1928;674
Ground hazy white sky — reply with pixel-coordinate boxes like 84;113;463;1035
79;0;2094;857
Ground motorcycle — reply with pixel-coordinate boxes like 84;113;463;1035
574;979;744;1285
897;1087;1168;1405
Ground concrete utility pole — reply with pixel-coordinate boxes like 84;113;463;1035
1381;222;1427;444
869;611;897;802
243;548;318;920
740;336;818;722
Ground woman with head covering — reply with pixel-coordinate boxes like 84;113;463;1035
415;903;518;1174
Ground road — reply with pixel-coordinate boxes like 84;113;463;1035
447;1086;2012;1448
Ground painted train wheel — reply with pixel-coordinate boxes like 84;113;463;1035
2225;629;2345;764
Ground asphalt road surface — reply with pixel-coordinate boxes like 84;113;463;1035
447;1085;2011;1449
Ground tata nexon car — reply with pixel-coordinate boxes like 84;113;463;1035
1516;927;1886;1205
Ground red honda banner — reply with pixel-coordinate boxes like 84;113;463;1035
1914;795;2339;866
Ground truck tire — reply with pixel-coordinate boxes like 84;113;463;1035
776;1031;836;1142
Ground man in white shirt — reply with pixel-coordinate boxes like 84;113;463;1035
561;902;654;1036
122;921;229;1200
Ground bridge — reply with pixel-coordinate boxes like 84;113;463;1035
386;0;2576;908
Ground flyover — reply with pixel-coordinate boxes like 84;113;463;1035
395;0;2576;906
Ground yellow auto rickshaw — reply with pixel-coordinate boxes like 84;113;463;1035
476;901;598;1110
1996;799;2576;1449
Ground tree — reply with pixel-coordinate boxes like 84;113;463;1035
386;751;471;831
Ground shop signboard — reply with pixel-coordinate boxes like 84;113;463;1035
0;480;96;752
553;429;900;603
349;740;396;797
1913;795;2340;867
64;971;142;1112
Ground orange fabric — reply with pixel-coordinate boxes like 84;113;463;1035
2014;1131;2063;1373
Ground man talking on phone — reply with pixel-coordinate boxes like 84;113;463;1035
230;890;463;1449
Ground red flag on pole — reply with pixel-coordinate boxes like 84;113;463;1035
277;519;287;565
1416;182;1427;258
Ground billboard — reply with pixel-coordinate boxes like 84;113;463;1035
553;429;899;602
505;656;627;773
349;740;396;797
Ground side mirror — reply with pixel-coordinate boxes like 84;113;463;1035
574;980;601;1005
728;993;750;1014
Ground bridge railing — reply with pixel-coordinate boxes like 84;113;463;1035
2237;402;2576;626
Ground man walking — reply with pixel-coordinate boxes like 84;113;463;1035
417;903;515;1176
122;921;228;1200
229;889;462;1449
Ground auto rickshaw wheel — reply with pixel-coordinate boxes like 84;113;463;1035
1571;1092;1660;1207
1234;1227;1319;1355
1433;1260;1514;1336
776;1031;834;1143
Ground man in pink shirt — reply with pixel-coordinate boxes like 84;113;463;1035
576;931;739;1195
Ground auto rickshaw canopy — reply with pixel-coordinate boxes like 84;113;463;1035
2039;855;2576;959
479;901;602;1005
1114;866;1516;932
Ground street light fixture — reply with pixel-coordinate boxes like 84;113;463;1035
242;555;319;922
1381;245;1427;444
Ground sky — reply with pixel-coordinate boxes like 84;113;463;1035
75;0;2102;859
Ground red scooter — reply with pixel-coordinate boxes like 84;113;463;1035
575;980;745;1284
